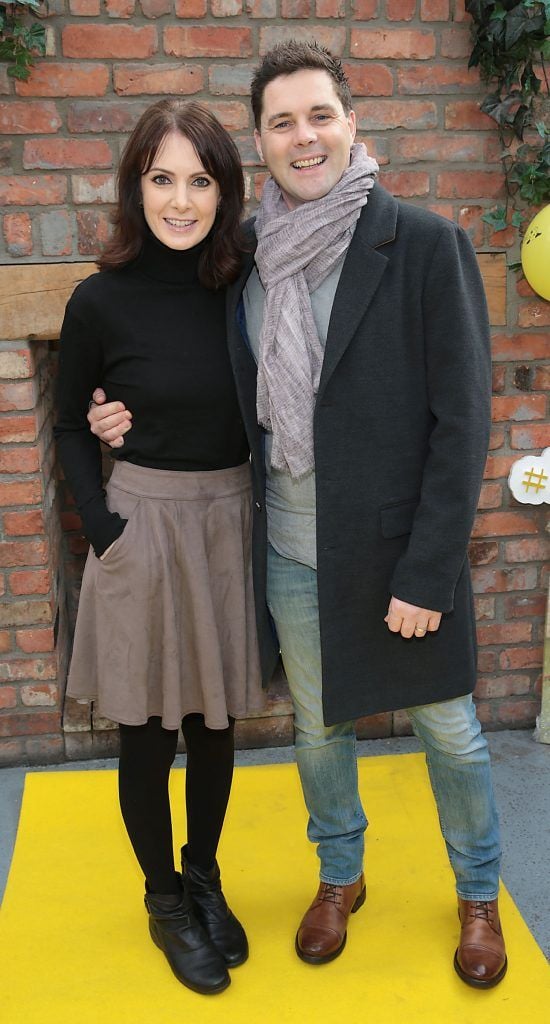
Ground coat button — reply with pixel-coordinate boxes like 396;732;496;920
255;501;262;511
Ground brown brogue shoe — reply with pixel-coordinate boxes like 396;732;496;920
454;898;507;988
295;875;366;965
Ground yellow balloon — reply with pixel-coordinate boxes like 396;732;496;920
521;205;550;301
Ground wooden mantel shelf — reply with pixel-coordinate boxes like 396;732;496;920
0;252;506;343
0;263;98;343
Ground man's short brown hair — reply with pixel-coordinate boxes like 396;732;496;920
251;40;353;129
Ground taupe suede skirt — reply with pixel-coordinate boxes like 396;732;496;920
67;460;265;730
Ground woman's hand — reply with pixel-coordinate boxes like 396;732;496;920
98;540;117;561
87;388;133;448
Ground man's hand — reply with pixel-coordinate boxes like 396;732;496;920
384;596;442;639
87;388;132;448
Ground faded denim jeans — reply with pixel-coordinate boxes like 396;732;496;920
267;544;501;898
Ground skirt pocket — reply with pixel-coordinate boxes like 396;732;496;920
99;484;142;567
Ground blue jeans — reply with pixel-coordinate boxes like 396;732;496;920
267;545;501;899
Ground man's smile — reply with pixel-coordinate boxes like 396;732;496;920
291;156;327;170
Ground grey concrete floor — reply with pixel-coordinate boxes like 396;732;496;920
0;730;548;959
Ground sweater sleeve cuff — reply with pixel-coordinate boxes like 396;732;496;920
80;495;127;558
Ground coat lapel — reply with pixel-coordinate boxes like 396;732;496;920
317;184;398;402
225;231;260;456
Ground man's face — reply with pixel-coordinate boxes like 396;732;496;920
254;68;356;210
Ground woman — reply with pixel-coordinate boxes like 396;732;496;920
55;100;266;996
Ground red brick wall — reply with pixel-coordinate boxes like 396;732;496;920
0;2;548;762
0;0;527;259
0;336;68;763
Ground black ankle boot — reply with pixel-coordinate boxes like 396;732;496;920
181;846;249;967
144;873;230;995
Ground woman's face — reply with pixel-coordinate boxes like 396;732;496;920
140;131;220;250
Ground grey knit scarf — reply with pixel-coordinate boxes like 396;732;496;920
254;143;379;479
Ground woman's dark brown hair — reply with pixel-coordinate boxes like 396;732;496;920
98;99;245;289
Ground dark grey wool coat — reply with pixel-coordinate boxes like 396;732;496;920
226;182;492;727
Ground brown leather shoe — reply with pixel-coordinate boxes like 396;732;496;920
295;875;366;965
454;898;507;988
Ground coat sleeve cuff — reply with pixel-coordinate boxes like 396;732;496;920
389;565;459;614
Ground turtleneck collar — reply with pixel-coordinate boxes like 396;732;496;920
133;229;210;285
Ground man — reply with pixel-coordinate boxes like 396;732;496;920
87;42;506;988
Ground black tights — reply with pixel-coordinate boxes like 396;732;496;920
118;714;235;895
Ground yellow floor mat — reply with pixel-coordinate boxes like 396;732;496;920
1;754;548;1023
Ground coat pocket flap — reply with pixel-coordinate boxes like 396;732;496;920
379;499;418;539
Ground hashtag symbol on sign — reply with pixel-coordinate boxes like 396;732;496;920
522;467;548;494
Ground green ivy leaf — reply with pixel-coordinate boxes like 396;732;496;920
505;11;531;49
465;1;485;22
28;22;45;53
0;4;46;74
12;0;42;10
482;206;509;230
7;63;31;80
466;0;548;233
0;40;17;59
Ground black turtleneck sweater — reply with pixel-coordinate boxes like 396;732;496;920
55;233;249;557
